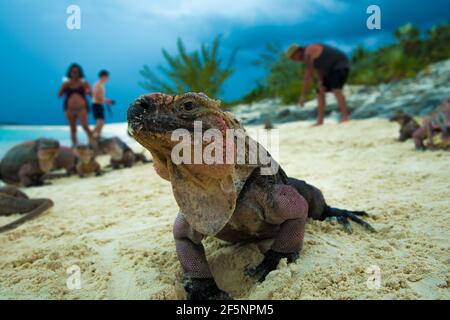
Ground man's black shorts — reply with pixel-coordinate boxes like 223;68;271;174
92;103;105;120
322;68;349;92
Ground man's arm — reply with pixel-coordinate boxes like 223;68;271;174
299;49;315;107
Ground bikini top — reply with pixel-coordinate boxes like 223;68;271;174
63;82;88;110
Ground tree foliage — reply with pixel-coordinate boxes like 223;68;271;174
349;22;450;84
242;42;313;104
139;36;237;99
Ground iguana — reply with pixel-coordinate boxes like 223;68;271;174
127;92;375;300
98;136;150;169
0;138;60;187
389;111;420;142
412;99;450;150
53;145;78;176
0;186;54;233
75;145;102;177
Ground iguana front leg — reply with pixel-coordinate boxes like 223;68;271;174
173;213;231;300
18;164;41;187
246;220;306;282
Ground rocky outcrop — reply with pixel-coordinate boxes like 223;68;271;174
232;59;450;124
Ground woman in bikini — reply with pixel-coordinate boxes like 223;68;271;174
58;63;93;147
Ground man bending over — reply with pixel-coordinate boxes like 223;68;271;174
286;43;351;126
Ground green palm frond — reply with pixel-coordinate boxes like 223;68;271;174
139;35;237;100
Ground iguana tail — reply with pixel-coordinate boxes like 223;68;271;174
287;176;376;234
322;206;376;233
0;198;54;233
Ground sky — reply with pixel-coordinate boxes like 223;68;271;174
0;0;448;125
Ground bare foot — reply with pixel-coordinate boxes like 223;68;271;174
339;118;349;124
310;122;323;127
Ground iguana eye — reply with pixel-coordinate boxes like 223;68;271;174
183;101;195;111
176;99;199;114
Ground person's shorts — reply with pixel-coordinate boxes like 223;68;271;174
321;68;349;92
92;103;105;120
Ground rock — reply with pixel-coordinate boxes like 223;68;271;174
277;109;291;119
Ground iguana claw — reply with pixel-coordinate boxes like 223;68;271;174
245;249;298;282
183;277;232;300
325;208;376;234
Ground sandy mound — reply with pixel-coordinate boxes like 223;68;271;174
0;119;448;299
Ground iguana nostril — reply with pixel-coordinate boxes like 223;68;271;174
127;96;156;123
137;97;156;113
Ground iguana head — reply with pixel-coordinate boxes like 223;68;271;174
389;111;411;125
76;145;95;164
35;138;60;172
98;138;123;160
127;92;251;235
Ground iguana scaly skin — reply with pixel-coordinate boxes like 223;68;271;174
98;137;150;169
0;186;54;233
75;145;102;177
127;92;375;300
0;138;60;187
389;111;420;142
53;146;78;175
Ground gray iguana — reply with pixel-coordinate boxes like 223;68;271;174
75;145;102;177
127;92;375;300
53;145;78;176
0;138;60;187
389;111;420;142
0;186;54;233
98;137;150;169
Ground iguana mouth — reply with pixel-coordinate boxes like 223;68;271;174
128;95;191;136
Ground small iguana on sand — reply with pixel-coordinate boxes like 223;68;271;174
75;145;102;177
127;92;375;300
0;138;60;187
0;186;54;233
53;146;78;176
389;111;420;142
98;136;150;169
412;99;450;150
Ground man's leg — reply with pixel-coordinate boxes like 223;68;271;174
93;105;105;138
315;86;326;126
333;89;349;123
94;119;104;138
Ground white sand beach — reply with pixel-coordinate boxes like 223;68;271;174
0;119;449;300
